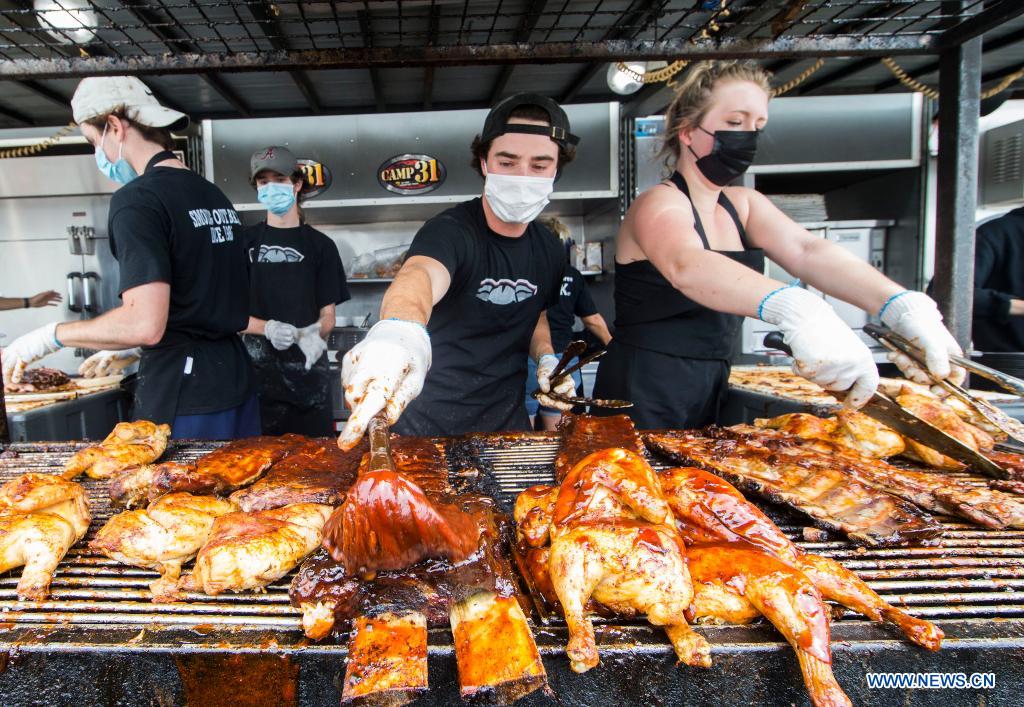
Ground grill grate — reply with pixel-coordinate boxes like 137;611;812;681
2;435;1024;632
472;434;1024;623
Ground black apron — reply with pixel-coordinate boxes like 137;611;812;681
593;172;765;429
131;152;252;426
242;335;331;436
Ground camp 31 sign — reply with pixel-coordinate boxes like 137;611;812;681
377;154;446;195
297;158;332;199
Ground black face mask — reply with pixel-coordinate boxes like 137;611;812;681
688;126;760;186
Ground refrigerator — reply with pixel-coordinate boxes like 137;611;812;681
0;154;119;373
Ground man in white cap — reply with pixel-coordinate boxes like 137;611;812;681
1;76;259;439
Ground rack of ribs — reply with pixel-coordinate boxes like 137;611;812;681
109;433;311;507
554;413;644;481
645;426;943;547
290;437;546;706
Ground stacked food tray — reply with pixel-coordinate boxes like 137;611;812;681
0;436;1021;705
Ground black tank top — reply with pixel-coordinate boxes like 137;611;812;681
613;172;766;359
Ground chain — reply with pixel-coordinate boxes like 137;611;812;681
882;57;1024;101
0;122;78;159
615;59;689;86
771;58;825;96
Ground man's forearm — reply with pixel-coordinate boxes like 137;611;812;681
55;305;162;350
241;316;267;336
380;264;435;325
530;313;555;362
583;315;612;346
318;304;335;339
0;297;27;311
1011;299;1024;317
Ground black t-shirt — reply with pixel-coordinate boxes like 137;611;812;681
972;207;1024;351
547;265;598;352
395;197;565;436
244;222;350;327
108;164;253;420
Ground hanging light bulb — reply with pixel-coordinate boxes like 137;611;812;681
606;62;646;95
34;0;96;45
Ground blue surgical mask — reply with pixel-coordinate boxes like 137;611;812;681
95;124;138;185
257;182;297;216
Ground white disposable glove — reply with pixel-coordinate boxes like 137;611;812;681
296;323;328;371
761;287;879;408
264;319;298;351
338;319;432;450
2;321;63;384
879;291;966;391
78;347;141;378
536;353;577;412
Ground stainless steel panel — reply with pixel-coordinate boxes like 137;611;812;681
0;239;86;373
981;118;1024;205
0;153;117;199
0;193;110;243
206;103;618;208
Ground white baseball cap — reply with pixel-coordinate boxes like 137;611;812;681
71;76;188;130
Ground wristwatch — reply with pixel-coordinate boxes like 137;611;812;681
23;297;28;309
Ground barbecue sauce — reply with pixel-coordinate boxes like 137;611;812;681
322;470;482;578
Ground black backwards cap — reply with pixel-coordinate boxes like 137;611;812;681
481;93;581;149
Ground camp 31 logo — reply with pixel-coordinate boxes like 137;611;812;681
377;154;446;195
297;159;332;199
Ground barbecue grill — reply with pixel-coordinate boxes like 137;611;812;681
0;435;1021;705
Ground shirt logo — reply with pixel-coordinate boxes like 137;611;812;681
560;275;572;297
475;278;537;305
254;244;305;263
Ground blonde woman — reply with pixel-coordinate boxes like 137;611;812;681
593;60;963;429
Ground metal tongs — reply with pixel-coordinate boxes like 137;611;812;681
531;340;633;409
864;322;1024;451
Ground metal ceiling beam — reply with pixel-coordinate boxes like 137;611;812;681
120;0;249;117
357;9;386;112
0;102;34;126
247;1;323;113
12;80;69;110
560;0;664;104
874;25;1024;92
936;0;1024;50
0;36;939;80
423;3;441;110
488;0;548;105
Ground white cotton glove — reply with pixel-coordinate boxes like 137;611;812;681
264;319;298;351
879;291;966;392
296;323;328;371
338;319;432;450
78;347;141;378
761;287;879;409
536;353;577;412
2;321;63;385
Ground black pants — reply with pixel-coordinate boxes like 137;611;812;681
591;340;729;430
258;397;333;437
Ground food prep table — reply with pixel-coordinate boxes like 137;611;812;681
4;388;129;443
0;433;1021;706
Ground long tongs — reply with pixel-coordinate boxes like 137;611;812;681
864;322;1024;449
531;340;633;409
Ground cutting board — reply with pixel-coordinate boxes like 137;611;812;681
4;375;124;404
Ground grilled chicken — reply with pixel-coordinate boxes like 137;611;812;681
91;493;238;601
755;411;905;459
686;544;850;707
63;421;171;480
520;448;709;673
896;388;995;470
109;434;310;507
659;466;943;651
645;428;943;546
181;503;333;595
0;474;91;600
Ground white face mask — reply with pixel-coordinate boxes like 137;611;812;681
483;169;555;224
